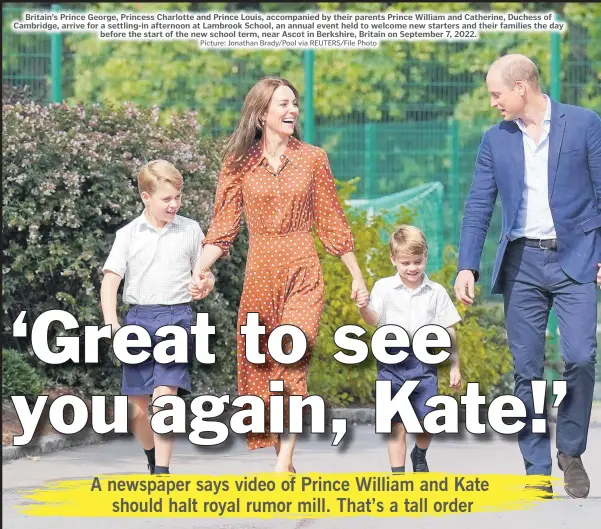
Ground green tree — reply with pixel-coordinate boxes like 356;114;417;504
58;3;599;129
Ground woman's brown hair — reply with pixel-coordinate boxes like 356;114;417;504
222;76;301;169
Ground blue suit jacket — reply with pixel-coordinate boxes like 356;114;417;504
457;100;601;295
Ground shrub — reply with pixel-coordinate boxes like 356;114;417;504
2;84;40;106
2;99;244;395
2;349;44;401
309;183;512;406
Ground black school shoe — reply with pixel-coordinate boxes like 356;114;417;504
410;446;429;472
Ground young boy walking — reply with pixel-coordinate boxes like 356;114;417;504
101;160;213;474
357;225;462;473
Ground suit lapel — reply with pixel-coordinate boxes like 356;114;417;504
548;100;565;200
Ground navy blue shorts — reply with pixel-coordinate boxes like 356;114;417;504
378;346;438;422
385;377;438;423
121;304;193;396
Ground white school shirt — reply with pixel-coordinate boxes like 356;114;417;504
102;213;204;305
367;273;461;337
510;94;557;240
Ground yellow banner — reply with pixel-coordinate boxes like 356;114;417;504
18;472;558;518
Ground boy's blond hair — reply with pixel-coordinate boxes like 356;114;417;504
389;225;428;258
137;160;183;195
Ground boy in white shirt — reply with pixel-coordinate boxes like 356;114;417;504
100;160;214;474
357;225;462;473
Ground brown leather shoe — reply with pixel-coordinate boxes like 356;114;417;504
557;451;590;499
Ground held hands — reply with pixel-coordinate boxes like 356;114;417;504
188;270;215;300
351;278;369;308
454;270;475;305
355;290;369;308
105;321;121;337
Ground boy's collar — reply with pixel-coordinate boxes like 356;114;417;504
393;272;431;292
138;212;181;231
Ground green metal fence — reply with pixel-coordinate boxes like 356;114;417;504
3;3;600;301
349;182;445;273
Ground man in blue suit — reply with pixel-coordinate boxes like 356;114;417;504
455;54;601;499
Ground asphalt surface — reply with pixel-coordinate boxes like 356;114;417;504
3;418;601;528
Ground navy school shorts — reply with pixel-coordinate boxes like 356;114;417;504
378;346;438;422
120;303;193;396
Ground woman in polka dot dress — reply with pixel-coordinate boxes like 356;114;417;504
190;77;368;472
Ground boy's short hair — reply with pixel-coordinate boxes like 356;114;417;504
137;160;183;195
389;225;428;258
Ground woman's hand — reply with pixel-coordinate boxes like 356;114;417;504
351;277;368;306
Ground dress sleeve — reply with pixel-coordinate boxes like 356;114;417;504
202;164;243;255
312;147;354;256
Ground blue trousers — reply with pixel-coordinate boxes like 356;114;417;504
502;241;597;475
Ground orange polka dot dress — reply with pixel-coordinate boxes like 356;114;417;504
202;136;354;450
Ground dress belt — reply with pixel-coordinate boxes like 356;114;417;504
512;237;558;250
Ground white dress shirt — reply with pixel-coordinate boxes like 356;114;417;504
510;94;557;240
368;273;462;337
103;213;204;305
